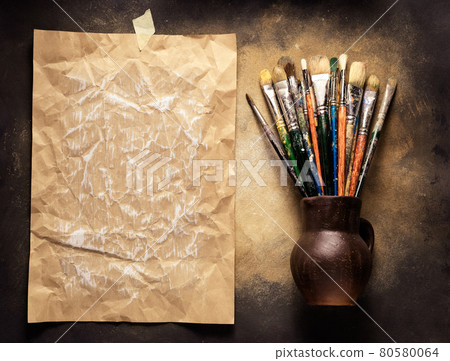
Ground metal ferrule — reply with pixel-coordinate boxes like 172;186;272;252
273;80;299;132
311;74;330;110
346;84;364;122
329;72;338;106
378;83;397;120
358;89;378;135
288;75;301;106
262;84;285;129
299;81;308;112
302;70;310;93
339;70;346;107
249;98;268;127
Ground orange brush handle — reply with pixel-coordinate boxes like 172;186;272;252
349;134;368;196
338;106;347;196
306;93;324;192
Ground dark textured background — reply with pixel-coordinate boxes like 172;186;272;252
0;0;449;342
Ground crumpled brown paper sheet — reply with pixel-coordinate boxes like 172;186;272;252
29;30;236;323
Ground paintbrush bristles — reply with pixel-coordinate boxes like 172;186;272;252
309;55;329;75
338;54;348;71
366;75;380;92
283;61;297;79
301;58;307;70
278;56;292;68
246;93;254;106
387;77;397;87
272;65;287;83
259;69;272;86
349;62;366;88
330;57;338;72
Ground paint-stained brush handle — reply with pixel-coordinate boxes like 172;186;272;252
344;116;359;195
330;103;338;195
355;79;397;197
296;102;323;196
246;94;307;197
275;122;300;176
338;106;347;195
289;128;315;195
264;125;303;192
348;134;368;196
305;93;324;193
344;118;356;172
317;112;332;194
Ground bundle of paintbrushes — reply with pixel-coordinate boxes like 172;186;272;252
247;55;397;197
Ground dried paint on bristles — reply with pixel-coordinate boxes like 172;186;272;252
301;58;307;70
277;56;291;68
259;69;272;86
330;57;338;73
366;75;380;92
387;77;397;87
309;55;330;75
349;62;366;88
272;65;287;83
282;58;297;79
338;54;348;71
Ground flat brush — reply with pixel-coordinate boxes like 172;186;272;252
280;57;323;195
355;78;397;197
259;69;300;177
329;57;339;195
349;75;380;196
300;59;324;193
246;94;307;197
337;54;348;195
309;55;332;194
272;65;311;195
345;62;366;185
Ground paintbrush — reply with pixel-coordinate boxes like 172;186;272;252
344;115;360;195
259;69;300;178
355;78;397;197
337;54;348;196
246;94;307;197
329;57;339;195
280;57;323;195
300;59;324;193
348;75;380;196
344;61;366;185
309;55;332;194
272;65;313;195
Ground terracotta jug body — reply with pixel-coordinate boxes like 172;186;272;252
290;196;374;306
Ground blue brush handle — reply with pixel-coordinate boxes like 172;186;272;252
330;103;338;196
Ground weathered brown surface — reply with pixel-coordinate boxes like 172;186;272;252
0;0;448;342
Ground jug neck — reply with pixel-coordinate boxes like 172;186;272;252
301;196;362;233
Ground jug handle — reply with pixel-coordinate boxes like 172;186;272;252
359;218;374;253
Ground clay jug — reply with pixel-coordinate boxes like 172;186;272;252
290;196;374;306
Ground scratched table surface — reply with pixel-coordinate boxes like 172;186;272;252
0;0;449;342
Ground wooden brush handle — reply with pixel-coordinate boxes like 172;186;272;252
330;104;338;196
317;112;331;194
275;121;300;176
263;124;307;197
289;129;315;196
338;106;346;196
296;110;322;196
345;130;358;195
349;134;368;196
306;93;324;193
344;120;356;175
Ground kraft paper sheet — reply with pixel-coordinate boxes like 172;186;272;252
29;30;236;323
